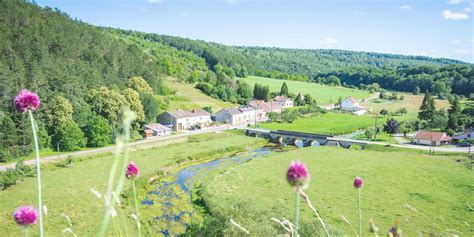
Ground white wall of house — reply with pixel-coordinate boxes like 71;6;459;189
414;139;439;146
341;99;359;111
214;110;246;125
175;115;212;130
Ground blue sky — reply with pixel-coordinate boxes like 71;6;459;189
36;0;473;63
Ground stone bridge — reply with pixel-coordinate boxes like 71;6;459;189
245;128;368;149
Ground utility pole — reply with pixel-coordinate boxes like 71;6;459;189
373;114;378;141
254;107;257;128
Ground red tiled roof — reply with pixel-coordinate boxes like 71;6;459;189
345;97;359;103
414;131;451;142
167;109;210;118
273;96;291;102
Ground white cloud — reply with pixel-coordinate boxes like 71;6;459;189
352;10;368;16
147;0;162;3
442;9;470;20
320;37;337;47
400;5;412;11
450;39;462;45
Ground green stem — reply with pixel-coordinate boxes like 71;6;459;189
132;180;141;237
294;187;300;237
98;136;125;237
28;110;43;237
23;227;29;237
358;188;362;237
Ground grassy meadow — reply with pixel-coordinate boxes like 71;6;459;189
0;131;264;236
201;146;474;236
163;78;235;112
243;76;371;105
260;112;376;135
361;93;450;120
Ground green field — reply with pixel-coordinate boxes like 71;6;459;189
0;131;264;236
201;146;473;236
164;78;235;112
243;76;371;104
261;112;376;135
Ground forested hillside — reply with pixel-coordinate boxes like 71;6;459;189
132;32;473;97
0;0;207;161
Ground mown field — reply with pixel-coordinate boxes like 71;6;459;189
243;76;371;105
361;94;450;121
261;112;376;135
163;78;235;112
0;131;264;236
201;146;474;236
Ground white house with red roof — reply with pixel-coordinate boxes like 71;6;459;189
413;130;452;146
340;97;367;115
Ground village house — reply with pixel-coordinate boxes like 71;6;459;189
143;123;172;138
214;108;246;125
413;130;452;146
340;97;367;115
157;109;212;131
273;96;294;108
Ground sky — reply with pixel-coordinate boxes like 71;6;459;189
35;0;474;63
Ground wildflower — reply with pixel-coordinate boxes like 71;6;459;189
353;176;364;188
14;89;40;113
13;206;38;226
90;188;102;199
126;161;139;179
286;160;310;187
389;222;402;237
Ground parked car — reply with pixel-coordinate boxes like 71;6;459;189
459;142;472;147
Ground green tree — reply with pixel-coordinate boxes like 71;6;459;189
447;96;462;131
380;109;389;116
87;87;129;125
418;91;435;121
413;86;420;95
43;95;73;132
236;80;253;104
430;109;448;130
202;106;213;113
280;82;289;96
122;88;145;124
383;118;400;135
0;115;19;161
83;115;111;147
304;94;315;105
140;93;161;123
127;76;153;95
56;121;86;151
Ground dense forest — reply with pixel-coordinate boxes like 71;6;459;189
132;32;473;97
0;0;205;161
0;0;472;162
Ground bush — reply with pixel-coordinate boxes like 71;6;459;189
83;115;111;147
0;160;33;190
56;121;87;151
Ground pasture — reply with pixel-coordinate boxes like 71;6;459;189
201;146;473;236
163;78;235;112
260;112;376;135
242;76;371;105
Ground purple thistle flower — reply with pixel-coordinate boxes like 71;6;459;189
287;160;310;187
126;161;139;179
353;176;364;188
14;89;40;113
13;206;38;226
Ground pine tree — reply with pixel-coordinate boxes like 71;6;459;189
447;96;462;131
280;82;289;96
418;91;435;121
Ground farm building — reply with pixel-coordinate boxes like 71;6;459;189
340;97;367;115
413;130;452;146
143;123;172;138
157;109;212;131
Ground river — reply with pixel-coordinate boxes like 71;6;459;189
140;146;275;236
